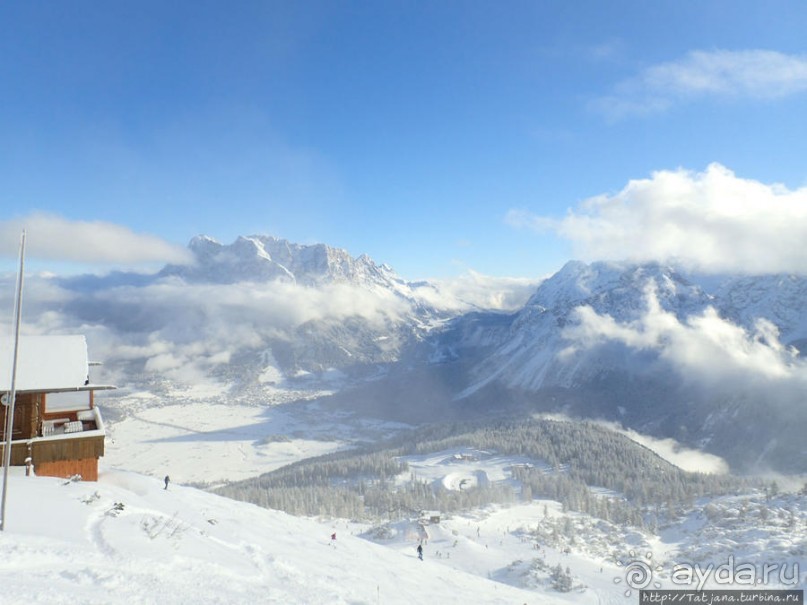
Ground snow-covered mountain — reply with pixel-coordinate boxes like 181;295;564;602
160;234;404;289
713;273;807;349
19;236;807;473
43;235;535;406
417;260;807;473
434;261;715;393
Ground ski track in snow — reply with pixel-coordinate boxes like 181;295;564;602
2;464;807;604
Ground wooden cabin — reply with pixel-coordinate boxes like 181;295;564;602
0;335;114;481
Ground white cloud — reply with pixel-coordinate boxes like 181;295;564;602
606;421;729;474
0;213;192;266
619;428;730;475
418;271;540;312
510;163;807;275
562;284;807;397
592;49;807;119
0;258;541;393
0;272;424;391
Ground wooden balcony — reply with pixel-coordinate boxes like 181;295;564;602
1;407;105;481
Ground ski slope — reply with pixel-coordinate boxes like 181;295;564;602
2;459;806;604
8;391;804;604
0;469;548;605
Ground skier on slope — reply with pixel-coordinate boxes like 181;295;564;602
417;544;423;561
164;475;170;490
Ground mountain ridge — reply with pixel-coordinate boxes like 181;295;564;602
412;259;807;472
160;234;402;288
42;234;807;473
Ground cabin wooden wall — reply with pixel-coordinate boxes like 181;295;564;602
1;434;103;481
0;393;40;440
32;434;105;464
35;457;99;482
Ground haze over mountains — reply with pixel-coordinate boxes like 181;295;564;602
5;234;807;474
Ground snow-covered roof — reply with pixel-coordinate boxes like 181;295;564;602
0;335;91;392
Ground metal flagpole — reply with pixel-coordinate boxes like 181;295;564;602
1;230;27;532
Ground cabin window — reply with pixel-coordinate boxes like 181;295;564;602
45;391;91;412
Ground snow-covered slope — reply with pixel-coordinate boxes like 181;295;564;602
713;273;807;349
0;470;545;605
3;462;805;605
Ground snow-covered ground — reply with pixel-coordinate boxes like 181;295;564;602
399;448;552;492
103;401;345;485
7;388;803;604
0;469;564;605
3;468;804;605
100;391;411;486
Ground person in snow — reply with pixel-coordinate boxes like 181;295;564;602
164;475;170;490
331;532;337;541
417;544;423;560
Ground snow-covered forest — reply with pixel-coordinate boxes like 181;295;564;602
217;418;747;523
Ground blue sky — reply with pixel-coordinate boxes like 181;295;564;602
2;1;807;279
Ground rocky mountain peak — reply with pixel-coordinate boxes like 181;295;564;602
161;234;398;287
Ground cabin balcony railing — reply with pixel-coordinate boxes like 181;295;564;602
0;407;105;468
